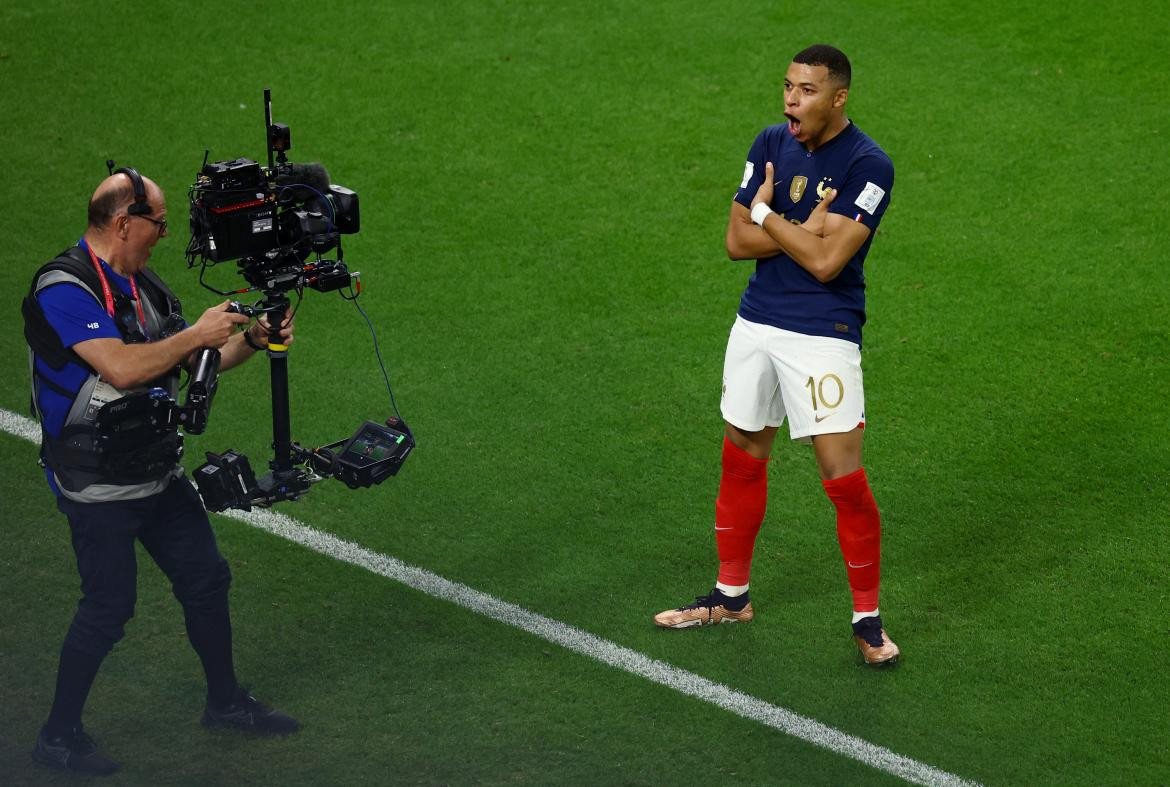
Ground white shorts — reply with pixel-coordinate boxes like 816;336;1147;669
720;315;866;443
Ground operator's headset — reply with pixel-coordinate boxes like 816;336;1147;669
106;159;152;216
102;160;184;342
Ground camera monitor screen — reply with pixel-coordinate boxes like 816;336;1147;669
338;422;406;468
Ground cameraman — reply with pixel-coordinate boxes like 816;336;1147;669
23;171;298;775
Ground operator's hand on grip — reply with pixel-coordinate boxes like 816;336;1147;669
800;188;837;237
751;161;776;209
254;313;295;347
193;301;252;349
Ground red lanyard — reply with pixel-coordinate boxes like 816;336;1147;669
83;240;146;331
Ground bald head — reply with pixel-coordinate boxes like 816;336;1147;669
87;172;164;229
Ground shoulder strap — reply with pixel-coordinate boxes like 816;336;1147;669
136;265;183;318
29;245;101;298
23;246;103;372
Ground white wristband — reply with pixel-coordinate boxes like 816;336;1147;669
750;202;774;226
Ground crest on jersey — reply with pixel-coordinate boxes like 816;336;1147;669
789;175;808;202
816;177;834;201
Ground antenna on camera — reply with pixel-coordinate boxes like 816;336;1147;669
264;88;274;171
264;88;292;168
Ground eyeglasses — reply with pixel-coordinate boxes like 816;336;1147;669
131;213;168;237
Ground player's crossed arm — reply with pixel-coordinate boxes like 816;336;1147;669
726;200;784;260
725;165;840;262
747;161;870;282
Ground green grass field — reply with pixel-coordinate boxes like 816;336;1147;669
2;2;1168;784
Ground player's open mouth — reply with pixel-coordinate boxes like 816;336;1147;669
785;113;801;136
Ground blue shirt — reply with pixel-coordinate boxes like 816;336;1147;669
733;121;894;346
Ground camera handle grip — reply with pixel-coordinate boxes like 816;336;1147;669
226;300;258;318
182;347;222;435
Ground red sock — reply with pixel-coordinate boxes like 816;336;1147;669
715;436;769;586
822;468;881;612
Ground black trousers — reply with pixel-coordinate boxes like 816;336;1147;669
46;477;238;732
56;476;232;659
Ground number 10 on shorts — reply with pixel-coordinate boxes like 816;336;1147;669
806;373;844;411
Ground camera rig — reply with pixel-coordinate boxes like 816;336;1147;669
177;88;413;512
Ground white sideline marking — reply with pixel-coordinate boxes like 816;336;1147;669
0;407;978;787
0;407;41;443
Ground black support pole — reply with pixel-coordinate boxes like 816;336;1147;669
265;296;293;474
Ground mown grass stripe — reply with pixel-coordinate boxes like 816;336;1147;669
1;407;978;787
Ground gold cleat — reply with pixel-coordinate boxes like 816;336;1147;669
653;590;754;629
852;616;900;666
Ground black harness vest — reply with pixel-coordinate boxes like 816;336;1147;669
23;245;186;491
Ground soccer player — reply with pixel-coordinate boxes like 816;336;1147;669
653;44;899;665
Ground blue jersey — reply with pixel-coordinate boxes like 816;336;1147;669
733;121;893;346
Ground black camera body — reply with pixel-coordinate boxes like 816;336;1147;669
189;159;277;263
189;158;360;270
186;88;361;298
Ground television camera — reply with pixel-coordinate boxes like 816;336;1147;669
173;88;412;511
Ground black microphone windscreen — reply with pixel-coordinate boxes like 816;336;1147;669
275;162;332;193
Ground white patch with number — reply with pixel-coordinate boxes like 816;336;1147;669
83;380;123;422
854;181;886;214
740;161;754;189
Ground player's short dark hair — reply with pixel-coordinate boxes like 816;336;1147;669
87;181;133;228
792;44;851;88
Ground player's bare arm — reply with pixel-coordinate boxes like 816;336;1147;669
726;201;783;260
751;161;869;282
726;185;836;261
73;301;249;389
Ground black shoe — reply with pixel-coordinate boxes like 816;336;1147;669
202;686;300;735
32;724;120;775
